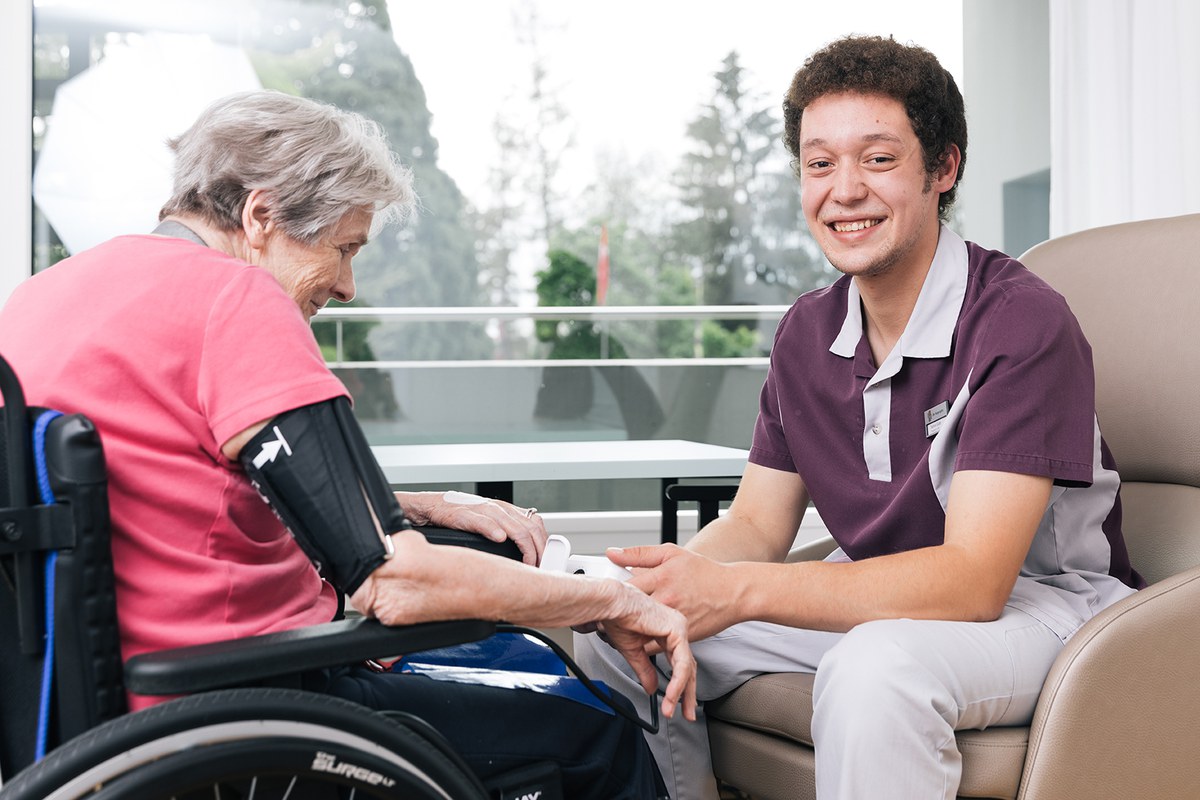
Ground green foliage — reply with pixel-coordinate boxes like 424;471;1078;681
544;50;833;361
535;249;594;345
700;320;757;358
536;249;596;307
533;249;634;361
651;263;703;359
543;326;628;360
312;307;376;362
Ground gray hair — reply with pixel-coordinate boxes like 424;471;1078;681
160;90;415;242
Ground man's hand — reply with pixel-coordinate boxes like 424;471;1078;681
397;490;548;565
594;581;698;722
607;544;742;644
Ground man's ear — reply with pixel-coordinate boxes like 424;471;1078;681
932;144;962;193
242;188;275;250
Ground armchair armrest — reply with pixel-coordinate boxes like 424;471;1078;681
125;617;496;696
1018;566;1200;800
785;533;838;563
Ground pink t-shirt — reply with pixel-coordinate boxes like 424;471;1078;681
0;235;346;709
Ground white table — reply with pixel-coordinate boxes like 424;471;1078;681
371;439;750;543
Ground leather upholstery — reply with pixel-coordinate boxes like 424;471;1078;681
707;214;1200;799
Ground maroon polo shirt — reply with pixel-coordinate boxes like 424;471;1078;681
751;228;1140;591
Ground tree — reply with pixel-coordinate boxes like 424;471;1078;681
671;50;832;355
673;52;778;307
548;148;700;360
248;0;492;362
533;249;664;438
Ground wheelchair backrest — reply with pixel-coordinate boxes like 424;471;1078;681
0;355;125;780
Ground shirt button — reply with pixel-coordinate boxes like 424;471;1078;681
871;424;882;435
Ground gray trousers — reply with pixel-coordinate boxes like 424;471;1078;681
574;598;1065;800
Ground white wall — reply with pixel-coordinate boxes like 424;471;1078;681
959;0;1051;252
1;1;32;305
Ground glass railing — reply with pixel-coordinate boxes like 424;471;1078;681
312;305;789;513
314;305;789;362
312;304;787;446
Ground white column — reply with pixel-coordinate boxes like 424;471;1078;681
0;0;33;304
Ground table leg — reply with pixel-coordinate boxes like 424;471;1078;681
661;477;678;545
475;481;514;504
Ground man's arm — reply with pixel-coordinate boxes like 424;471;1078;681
685;462;810;563
741;469;1051;629
613;468;1051;641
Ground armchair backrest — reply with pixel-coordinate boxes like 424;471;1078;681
1020;213;1200;584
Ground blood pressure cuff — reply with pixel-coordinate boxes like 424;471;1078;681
239;396;407;594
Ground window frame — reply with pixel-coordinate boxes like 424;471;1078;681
1;0;33;305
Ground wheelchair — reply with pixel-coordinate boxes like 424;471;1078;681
0;353;621;799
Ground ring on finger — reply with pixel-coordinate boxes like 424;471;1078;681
523;506;539;519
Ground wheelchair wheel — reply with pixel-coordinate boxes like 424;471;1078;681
1;688;488;800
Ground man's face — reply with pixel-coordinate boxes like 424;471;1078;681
255;208;371;321
798;92;954;281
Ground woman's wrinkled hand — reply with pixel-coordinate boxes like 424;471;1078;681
399;490;548;565
592;582;698;722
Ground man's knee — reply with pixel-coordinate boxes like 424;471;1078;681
572;630;628;677
813;619;956;730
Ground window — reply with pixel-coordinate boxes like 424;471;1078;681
28;0;967;514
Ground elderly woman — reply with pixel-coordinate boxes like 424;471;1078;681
0;91;693;798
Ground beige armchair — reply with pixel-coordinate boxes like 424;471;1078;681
706;213;1200;800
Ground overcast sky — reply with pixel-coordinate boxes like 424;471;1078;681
387;1;963;201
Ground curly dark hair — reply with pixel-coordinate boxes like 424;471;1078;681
783;35;967;221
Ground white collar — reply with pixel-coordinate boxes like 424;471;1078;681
830;225;969;364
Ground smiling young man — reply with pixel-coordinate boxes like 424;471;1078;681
575;35;1143;799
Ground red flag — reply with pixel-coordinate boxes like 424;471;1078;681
596;225;610;305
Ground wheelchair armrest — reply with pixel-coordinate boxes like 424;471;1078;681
419;526;523;560
125;617;496;696
126;529;515;695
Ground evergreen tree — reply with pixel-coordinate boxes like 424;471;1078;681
548;148;700;360
671;50;832;354
248;0;492;361
673;52;778;307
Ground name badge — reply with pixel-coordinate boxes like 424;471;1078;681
923;400;950;438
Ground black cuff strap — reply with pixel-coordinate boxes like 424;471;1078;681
239;397;408;594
